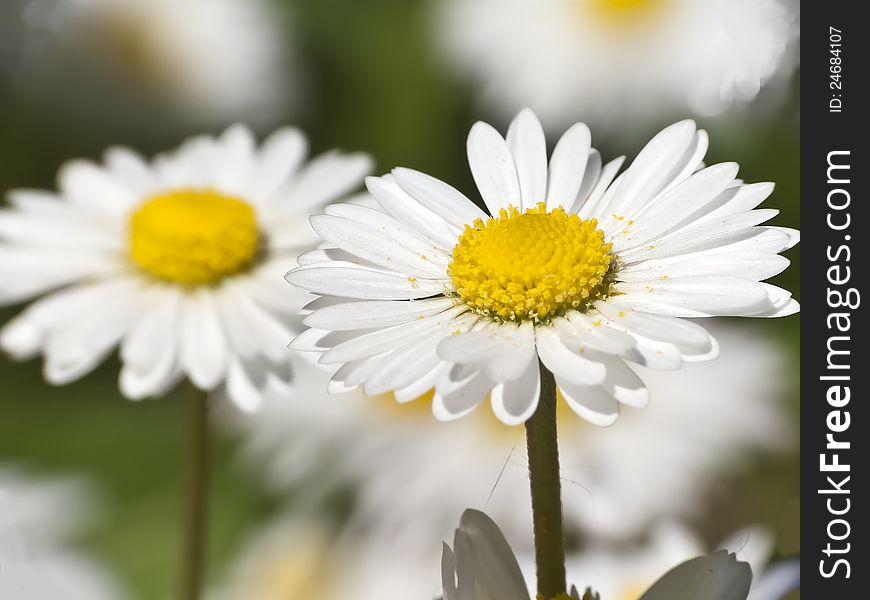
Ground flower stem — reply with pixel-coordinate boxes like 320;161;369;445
525;361;566;598
179;385;210;600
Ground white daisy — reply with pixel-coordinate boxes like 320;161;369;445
441;509;754;600
437;0;798;124
0;467;125;600
558;522;799;600
285;109;798;427
0;125;371;411
46;0;291;122
228;322;792;549
213;517;444;600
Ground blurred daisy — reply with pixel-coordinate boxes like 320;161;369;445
560;522;799;600
0;467;124;600
214;517;443;600
46;0;292;122
0;125;371;410
228;322;791;548
437;0;798;124
286;109;798;426
442;509;754;600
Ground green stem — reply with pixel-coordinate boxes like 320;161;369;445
179;385;210;600
525;361;567;598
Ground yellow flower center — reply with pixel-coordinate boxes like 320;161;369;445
129;189;260;285
449;203;613;322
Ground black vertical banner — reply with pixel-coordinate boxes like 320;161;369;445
802;3;868;597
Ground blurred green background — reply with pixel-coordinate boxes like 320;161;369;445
1;0;799;598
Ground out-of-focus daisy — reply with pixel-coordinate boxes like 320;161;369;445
286;109;798;427
558;522;799;600
38;0;292;122
437;0;798;124
213;517;443;600
441;509;754;600
0;467;124;600
228;322;791;548
0;125;371;411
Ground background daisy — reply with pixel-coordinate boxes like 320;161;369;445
226;322;791;554
0;467;125;600
0;124;370;411
16;0;293;125
436;0;799;126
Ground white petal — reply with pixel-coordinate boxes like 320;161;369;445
365;175;460;249
506;108;548;211
556;312;637;355
619;252;790;282
535;326;606;385
180;291;229;390
58;160;137;217
391;167;487;228
555;376;619;426
324;202;452;267
467;121;521;214
309;214;446;277
433;367;494;421
611;163;739;250
595;303;715;355
546;122;592;211
620;335;684;370
304;297;456;331
103;146;157;195
600;356;649;408
639;551;752;600
577;156;625;217
248;127;308;201
225;359;265;412
603;120;698;217
286;263;447;300
614;276;771;317
281;151;372;214
490;356;540;425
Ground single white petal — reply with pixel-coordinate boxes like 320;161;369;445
639;551;752;600
546;122;592;211
555;376;619;426
577;156;625;217
103;146;157;195
456;509;530;600
600;356;649;408
557;312;637;355
506;108;548;211
490;356;540;425
467;121;522;214
247;127;308;201
225;359;265;412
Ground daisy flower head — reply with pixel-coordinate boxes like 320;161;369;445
0;125;372;411
437;0;798;125
0;467;124;600
286;109;798;426
47;0;291;123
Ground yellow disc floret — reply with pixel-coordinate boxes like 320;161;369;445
129;189;259;285
449;203;613;322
